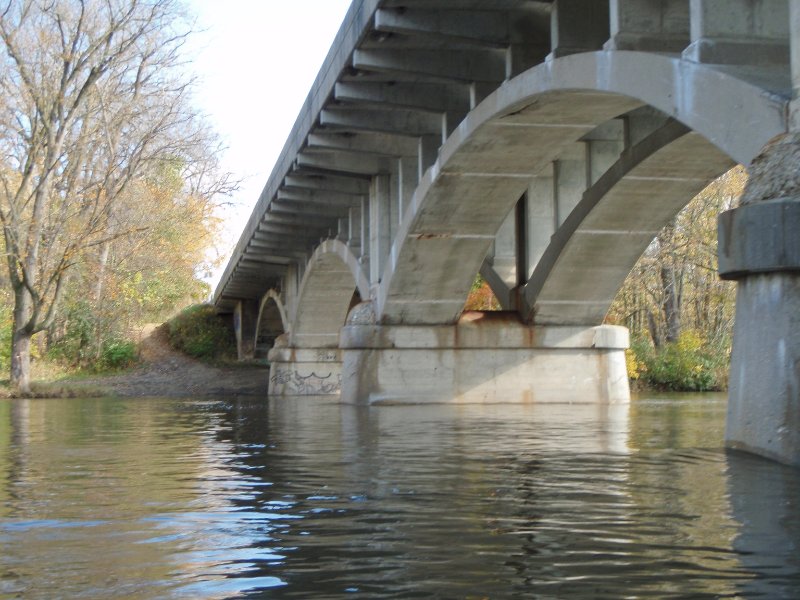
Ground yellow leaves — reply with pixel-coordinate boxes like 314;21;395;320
464;276;501;311
625;348;643;380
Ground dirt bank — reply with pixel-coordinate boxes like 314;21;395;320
75;324;270;398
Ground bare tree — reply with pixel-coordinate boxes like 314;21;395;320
0;0;232;392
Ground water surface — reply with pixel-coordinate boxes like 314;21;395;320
1;394;799;598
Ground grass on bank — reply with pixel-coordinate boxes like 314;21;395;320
0;358;116;399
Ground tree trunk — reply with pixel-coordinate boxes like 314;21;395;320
647;309;662;348
94;240;111;303
10;289;33;394
661;263;681;344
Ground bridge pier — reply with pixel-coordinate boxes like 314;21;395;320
267;336;342;396
719;141;800;467
233;299;258;360
340;310;629;405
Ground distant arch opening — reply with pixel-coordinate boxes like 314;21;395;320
255;290;288;359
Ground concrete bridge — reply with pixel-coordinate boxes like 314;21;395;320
214;0;800;466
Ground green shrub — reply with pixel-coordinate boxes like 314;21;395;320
167;304;236;360
630;331;726;392
98;339;138;370
47;301;138;372
48;301;96;367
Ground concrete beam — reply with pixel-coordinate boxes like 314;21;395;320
270;199;353;219
251;229;319;244
353;48;506;82
234;262;289;274
605;0;690;52
320;107;445;138
240;255;295;266
276;188;363;207
296;149;390;175
247;247;310;262
334;81;471;113
684;0;790;64
370;174;392;285
307;131;419;157
374;8;509;46
257;221;332;236
381;0;540;9
262;210;337;228
284;171;370;195
550;0;610;58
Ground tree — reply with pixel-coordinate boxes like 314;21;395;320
0;0;233;392
607;166;746;349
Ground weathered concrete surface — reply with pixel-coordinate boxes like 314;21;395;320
268;343;342;396
737;132;800;205
726;274;800;467
719;128;800;465
718;198;800;278
340;311;630;404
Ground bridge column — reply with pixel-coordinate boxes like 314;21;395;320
719;138;800;466
684;0;789;64
718;2;800;466
340;304;630;405
234;299;258;360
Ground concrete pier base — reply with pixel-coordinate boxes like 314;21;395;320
267;345;342;396
720;197;800;467
339;312;630;405
726;274;800;466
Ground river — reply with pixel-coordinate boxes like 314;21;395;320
1;394;799;599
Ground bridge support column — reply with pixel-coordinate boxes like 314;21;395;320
267;337;342;396
719;155;800;465
340;311;630;405
234;299;258;360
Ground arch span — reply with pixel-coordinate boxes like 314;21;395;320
376;51;788;326
524;121;734;324
290;239;369;348
254;289;289;357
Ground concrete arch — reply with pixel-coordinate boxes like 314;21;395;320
290;239;370;348
376;51;788;325
254;289;289;356
524;120;734;324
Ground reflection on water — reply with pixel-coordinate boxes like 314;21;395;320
0;394;798;599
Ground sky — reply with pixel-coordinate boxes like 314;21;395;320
186;0;353;286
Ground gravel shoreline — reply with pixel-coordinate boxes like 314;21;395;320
75;324;270;398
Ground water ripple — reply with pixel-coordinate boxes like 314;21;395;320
1;396;799;598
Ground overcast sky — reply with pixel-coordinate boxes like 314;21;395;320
186;0;353;285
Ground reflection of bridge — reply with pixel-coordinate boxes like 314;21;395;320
215;1;800;466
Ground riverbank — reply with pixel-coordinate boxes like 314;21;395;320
0;324;269;399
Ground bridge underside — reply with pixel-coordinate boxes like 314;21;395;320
219;0;800;466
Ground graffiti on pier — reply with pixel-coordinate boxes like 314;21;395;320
270;368;342;395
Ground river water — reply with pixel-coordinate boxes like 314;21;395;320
1;394;798;599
